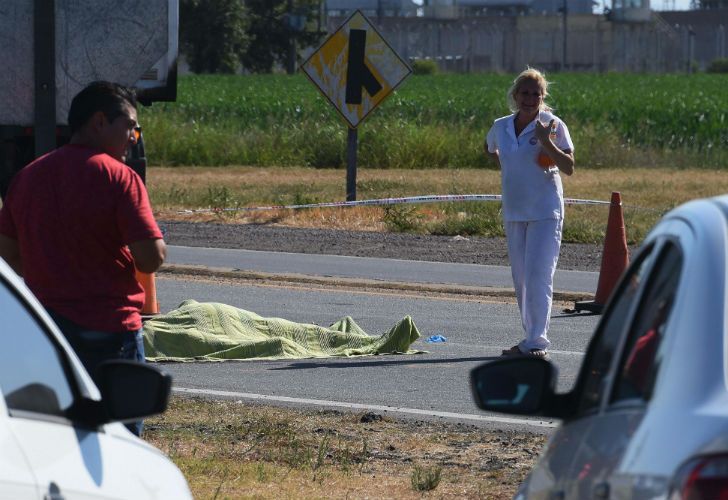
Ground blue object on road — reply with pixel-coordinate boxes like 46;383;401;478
425;335;447;343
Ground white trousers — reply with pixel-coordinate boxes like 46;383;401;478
505;218;563;351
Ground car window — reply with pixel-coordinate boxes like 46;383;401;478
575;244;656;415
612;243;681;404
0;279;75;417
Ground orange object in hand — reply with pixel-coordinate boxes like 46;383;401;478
536;121;558;168
537;150;556;168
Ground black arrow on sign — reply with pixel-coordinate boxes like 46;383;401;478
345;29;383;105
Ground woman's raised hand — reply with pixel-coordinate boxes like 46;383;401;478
535;119;554;144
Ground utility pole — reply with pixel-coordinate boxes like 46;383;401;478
561;0;568;71
317;0;323;33
287;0;297;74
687;26;696;73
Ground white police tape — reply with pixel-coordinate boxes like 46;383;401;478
177;194;615;214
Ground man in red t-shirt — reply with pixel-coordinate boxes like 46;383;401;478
0;81;165;436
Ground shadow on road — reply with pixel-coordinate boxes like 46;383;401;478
552;311;601;319
270;356;501;370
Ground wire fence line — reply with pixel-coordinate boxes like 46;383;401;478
178;193;665;215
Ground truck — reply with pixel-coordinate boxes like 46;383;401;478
0;0;179;197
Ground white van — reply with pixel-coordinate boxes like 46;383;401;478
0;258;191;499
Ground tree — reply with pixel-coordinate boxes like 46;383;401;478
242;0;324;74
180;0;250;73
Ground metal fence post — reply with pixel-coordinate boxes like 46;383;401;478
346;128;357;202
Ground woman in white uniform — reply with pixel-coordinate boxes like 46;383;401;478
485;68;575;358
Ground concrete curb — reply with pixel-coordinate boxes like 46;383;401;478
158;264;595;303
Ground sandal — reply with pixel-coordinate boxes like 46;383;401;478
501;345;523;356
501;344;550;359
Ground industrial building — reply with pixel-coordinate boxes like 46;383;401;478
322;0;727;71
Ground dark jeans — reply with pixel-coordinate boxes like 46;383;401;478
48;311;145;437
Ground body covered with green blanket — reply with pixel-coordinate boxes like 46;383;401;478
143;300;422;361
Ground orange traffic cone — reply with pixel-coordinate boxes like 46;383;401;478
136;270;160;317
573;192;630;314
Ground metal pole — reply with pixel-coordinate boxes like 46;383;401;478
34;0;56;158
718;25;725;59
562;0;568;71
346;127;357;201
287;0;297;74
688;27;695;73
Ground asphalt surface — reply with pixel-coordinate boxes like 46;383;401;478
151;221;610;431
164;245;599;294
155;276;601;432
161;221;619;272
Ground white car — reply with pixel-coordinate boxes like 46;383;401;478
471;194;728;499
0;258;191;499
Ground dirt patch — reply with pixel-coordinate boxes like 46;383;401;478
146;396;545;499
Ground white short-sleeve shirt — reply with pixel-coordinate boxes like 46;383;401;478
486;110;574;222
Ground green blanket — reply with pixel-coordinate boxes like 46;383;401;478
143;300;423;361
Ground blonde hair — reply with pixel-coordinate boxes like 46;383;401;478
506;67;551;113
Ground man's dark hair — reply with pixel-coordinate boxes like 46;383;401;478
67;81;137;135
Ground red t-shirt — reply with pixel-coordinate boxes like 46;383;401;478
0;144;162;332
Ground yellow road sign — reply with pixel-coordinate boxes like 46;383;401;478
301;10;411;129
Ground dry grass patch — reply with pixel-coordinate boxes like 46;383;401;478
148;166;728;244
145;396;545;499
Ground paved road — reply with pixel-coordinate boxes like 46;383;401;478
166;245;599;293
156;275;601;432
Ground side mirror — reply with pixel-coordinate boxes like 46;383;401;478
95;360;172;423
470;358;557;416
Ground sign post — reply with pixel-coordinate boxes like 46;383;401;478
301;10;411;201
346;128;357;201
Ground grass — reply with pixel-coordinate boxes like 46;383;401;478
138;73;728;168
148;166;728;245
144;396;545;499
411;464;443;492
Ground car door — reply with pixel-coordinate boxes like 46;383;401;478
0;272;111;500
0;265;187;500
0;264;192;500
560;240;683;500
0;394;38;498
519;242;660;500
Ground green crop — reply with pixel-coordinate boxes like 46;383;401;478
139;73;728;168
